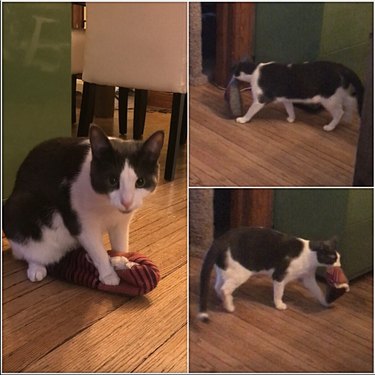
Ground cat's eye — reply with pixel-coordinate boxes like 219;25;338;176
109;176;119;186
135;177;145;188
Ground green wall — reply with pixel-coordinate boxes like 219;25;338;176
3;3;71;199
273;189;373;280
254;3;324;64
318;3;373;80
254;3;372;79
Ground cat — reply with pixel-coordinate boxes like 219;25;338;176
3;125;164;285
232;60;364;131
198;226;341;321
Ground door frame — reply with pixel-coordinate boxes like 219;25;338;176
230;189;274;228
215;3;256;87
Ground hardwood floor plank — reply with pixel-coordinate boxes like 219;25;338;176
23;266;187;373
189;255;373;372
3;286;127;371
189;83;359;186
133;326;187;373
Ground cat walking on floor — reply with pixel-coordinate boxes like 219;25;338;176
198;227;341;321
232;60;364;131
3;125;164;285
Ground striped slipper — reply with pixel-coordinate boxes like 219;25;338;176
325;266;350;304
224;76;243;118
47;248;160;296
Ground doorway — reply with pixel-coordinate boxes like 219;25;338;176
201;3;255;87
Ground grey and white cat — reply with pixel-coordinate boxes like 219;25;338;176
198;227;341;321
3;125;164;285
232;60;364;131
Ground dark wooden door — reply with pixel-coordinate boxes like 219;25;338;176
215;3;256;87
230;189;273;228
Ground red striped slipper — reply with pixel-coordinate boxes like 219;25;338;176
47;248;160;296
325;266;350;304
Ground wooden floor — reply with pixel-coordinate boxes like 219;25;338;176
189;256;373;373
189;83;360;186
2;105;187;373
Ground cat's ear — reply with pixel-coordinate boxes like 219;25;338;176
329;236;339;249
89;124;113;159
310;240;324;252
141;131;164;162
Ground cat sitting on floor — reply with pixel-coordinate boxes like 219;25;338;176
232;60;364;131
3;125;164;285
198;227;341;321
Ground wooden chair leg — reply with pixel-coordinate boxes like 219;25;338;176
180;94;187;145
165;93;186;181
133;89;148;140
72;75;77;124
77;82;96;137
118;87;129;135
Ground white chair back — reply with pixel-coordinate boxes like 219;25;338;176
82;3;187;93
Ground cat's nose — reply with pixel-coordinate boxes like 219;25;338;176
121;198;132;210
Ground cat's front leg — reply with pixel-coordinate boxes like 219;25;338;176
108;218;131;252
302;274;330;307
236;101;265;124
108;218;138;268
273;280;288;310
78;230;120;286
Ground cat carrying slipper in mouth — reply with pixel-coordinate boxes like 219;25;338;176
225;60;364;131
198;227;349;321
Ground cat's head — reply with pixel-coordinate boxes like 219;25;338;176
310;237;341;267
232;60;257;83
89;125;164;213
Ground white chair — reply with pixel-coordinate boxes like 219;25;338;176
77;3;187;180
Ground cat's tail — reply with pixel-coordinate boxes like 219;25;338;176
198;242;221;322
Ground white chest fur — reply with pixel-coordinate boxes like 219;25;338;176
70;152;133;233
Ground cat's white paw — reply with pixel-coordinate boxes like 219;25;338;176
222;296;235;312
223;303;235;313
110;256;138;270
27;264;47;282
287;116;295;123
323;124;336;132
236;116;249;124
126;261;138;269
320;299;332;308
275;302;288;310
100;270;120;286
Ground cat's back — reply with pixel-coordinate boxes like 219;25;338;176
261;61;340;83
224;226;286;246
12;137;90;191
3;137;90;242
214;227;288;254
216;227;303;270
